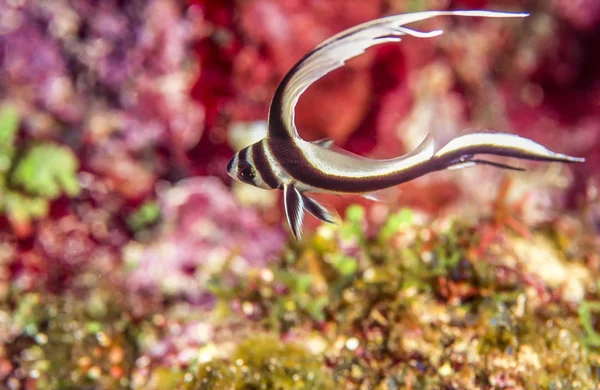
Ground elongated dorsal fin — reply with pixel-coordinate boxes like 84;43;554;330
267;10;528;139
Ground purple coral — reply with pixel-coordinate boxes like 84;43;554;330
126;178;285;300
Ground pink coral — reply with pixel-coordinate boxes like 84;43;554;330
554;0;600;30
126;178;285;299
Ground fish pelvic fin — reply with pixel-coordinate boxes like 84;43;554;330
284;184;306;241
302;194;339;224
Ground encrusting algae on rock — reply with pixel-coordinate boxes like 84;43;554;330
0;287;138;389
122;197;599;389
2;195;599;389
140;335;335;389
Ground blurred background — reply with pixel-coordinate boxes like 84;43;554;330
0;0;599;388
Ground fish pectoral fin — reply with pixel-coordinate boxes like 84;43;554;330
284;184;306;241
311;138;334;148
301;194;339;224
361;187;400;203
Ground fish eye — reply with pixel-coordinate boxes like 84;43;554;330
238;166;255;181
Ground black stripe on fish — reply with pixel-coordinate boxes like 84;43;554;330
237;147;248;171
251;142;280;189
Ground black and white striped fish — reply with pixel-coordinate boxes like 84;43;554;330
226;10;585;240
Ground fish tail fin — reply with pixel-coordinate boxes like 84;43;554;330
432;131;585;171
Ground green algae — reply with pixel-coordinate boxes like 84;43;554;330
0;105;19;178
197;335;335;389
378;208;413;241
127;201;162;233
0;105;80;234
142;335;336;390
145;367;192;390
11;143;80;199
578;300;600;348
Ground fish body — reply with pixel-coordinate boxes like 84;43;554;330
264;135;436;194
226;10;585;240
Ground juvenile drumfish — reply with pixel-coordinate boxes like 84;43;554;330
226;10;585;240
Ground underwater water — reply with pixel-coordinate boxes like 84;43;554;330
0;0;599;388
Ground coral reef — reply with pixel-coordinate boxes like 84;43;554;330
0;0;599;389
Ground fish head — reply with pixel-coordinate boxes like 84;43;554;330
226;142;274;190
